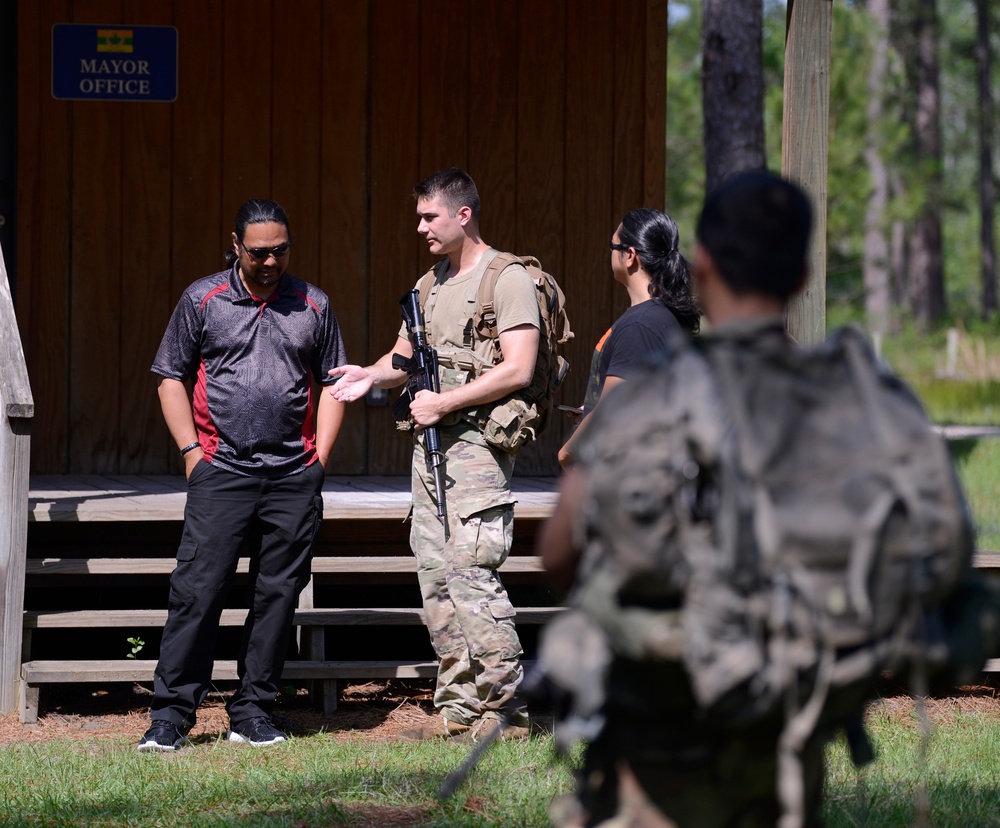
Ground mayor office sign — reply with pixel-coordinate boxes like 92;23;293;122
52;24;178;102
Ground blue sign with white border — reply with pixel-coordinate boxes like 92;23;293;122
52;24;178;102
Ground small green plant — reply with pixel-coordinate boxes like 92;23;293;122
126;636;145;659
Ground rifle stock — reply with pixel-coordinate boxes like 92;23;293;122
395;289;449;538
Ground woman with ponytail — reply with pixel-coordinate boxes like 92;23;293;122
558;208;700;468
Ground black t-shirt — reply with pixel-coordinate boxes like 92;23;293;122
582;300;682;413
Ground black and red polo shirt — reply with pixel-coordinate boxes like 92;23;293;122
151;265;347;478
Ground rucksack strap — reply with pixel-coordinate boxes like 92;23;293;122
419;251;525;359
417;261;447;336
418;260;484;349
417;265;440;310
474;251;525;347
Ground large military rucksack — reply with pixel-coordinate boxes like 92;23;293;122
418;252;573;453
680;326;978;710
549;323;996;827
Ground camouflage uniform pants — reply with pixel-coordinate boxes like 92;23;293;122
410;422;525;725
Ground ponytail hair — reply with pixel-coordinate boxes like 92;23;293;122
618;208;700;334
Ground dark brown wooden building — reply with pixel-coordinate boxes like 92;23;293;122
13;0;668;477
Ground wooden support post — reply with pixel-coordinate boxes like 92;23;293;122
19;678;39;725
297;577;338;714
782;0;832;345
0;241;33;713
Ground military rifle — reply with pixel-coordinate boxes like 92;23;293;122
437;665;556;799
438;608;614;799
392;289;449;539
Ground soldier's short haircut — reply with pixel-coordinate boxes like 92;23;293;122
413;167;481;224
696;170;812;301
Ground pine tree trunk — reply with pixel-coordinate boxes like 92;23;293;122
701;0;765;194
864;0;892;336
909;0;946;324
890;176;909;311
888;0;914;315
976;0;997;319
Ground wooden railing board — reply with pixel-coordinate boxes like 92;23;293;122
973;551;1000;569
1;242;34;713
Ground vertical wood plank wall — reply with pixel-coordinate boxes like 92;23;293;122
16;0;667;476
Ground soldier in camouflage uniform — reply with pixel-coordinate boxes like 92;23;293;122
330;168;539;741
539;171;822;826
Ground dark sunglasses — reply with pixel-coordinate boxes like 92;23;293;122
609;242;630;253
241;241;291;260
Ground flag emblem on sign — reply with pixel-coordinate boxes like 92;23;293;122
97;29;134;53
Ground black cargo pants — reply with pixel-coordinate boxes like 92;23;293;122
150;460;324;730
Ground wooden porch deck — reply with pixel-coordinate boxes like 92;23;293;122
18;474;1000;724
17;473;560;723
27;473;560;522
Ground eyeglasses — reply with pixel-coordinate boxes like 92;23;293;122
609;242;630;253
241;241;291;260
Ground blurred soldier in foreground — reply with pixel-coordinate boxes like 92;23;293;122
538;170;979;827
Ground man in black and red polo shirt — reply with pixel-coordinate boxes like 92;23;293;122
139;199;347;752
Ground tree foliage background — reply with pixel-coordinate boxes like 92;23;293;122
665;0;999;331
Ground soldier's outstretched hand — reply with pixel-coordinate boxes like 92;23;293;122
328;365;374;403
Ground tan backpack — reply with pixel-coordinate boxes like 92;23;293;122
418;252;573;452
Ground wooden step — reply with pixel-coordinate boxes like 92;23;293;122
17;658;537;724
17;658;441;724
24;555;545;576
20;658;441;683
23;656;996;685
23;606;563;628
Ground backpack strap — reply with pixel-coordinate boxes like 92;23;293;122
475;252;524;346
417;265;439;309
417;260;455;346
419;251;521;357
418;260;450;312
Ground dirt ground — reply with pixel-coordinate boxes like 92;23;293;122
3;678;1000;747
0;679;447;746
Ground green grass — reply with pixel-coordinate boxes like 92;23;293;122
877;324;1000;426
950;438;1000;550
850;324;1000;547
823;705;1000;828
0;734;571;827
911;379;1000;427
3;712;1000;827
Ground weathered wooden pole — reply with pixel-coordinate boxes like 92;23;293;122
0;242;33;713
783;0;832;345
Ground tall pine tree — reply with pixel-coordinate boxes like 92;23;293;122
909;0;947;323
976;0;996;319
